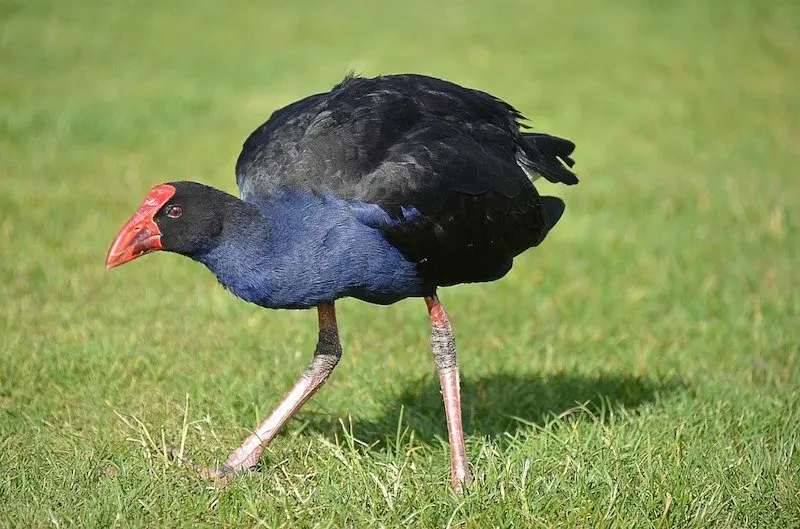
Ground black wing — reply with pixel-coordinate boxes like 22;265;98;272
235;74;578;287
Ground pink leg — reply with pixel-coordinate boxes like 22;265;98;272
200;302;341;479
425;295;473;492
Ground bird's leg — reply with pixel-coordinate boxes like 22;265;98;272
425;295;473;493
199;302;341;480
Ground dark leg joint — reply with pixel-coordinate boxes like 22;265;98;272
306;304;342;379
426;295;458;372
431;324;458;372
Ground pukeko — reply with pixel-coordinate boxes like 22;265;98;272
105;73;578;492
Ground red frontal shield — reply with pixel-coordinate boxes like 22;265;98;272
105;184;176;269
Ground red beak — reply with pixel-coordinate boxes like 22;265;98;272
105;184;176;270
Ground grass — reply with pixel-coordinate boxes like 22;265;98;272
1;0;799;526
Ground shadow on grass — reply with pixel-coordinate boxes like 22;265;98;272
299;372;684;448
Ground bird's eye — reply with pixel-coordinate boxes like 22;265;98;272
166;205;183;219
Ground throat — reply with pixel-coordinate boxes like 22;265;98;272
192;205;278;306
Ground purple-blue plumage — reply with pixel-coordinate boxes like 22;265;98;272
195;189;425;309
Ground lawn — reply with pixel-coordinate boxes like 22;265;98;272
1;0;799;526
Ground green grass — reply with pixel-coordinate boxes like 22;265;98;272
2;0;799;526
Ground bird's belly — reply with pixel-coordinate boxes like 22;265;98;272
245;248;425;309
340;276;426;305
233;223;426;310
308;233;428;306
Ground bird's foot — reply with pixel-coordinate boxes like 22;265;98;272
167;448;255;484
452;468;474;494
195;465;239;484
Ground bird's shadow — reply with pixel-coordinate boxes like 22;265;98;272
298;372;684;449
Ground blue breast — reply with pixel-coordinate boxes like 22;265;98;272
196;190;426;309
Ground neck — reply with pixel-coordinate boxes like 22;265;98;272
191;195;348;310
192;200;285;307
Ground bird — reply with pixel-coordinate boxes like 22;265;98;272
105;73;578;492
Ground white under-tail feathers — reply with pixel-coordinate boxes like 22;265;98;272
515;150;574;183
516;151;543;182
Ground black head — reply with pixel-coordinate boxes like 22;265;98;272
155;181;234;257
105;181;238;268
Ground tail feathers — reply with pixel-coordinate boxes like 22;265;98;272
520;133;579;185
542;195;565;230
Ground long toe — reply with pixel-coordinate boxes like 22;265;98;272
196;465;239;484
